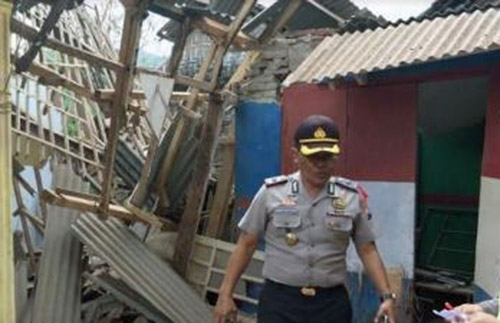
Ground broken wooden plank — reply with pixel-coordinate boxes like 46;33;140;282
99;0;145;218
173;94;224;275
11;18;123;72
191;16;258;50
42;189;171;228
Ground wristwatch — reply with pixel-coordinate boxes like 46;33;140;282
379;292;397;302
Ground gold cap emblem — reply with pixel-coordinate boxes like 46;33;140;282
333;197;345;210
314;127;326;139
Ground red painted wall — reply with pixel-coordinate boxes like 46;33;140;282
281;84;347;175
482;69;500;179
281;83;417;182
345;85;417;181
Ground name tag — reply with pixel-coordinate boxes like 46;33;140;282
272;207;301;228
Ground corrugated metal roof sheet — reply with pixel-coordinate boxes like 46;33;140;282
33;163;86;323
352;0;500;33
85;273;172;323
283;6;500;87
72;213;211;323
243;0;381;33
423;0;500;17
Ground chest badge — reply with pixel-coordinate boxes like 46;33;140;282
332;197;346;210
285;232;299;246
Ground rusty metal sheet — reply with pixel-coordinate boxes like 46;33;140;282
72;214;211;323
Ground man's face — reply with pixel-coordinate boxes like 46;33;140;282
294;146;338;188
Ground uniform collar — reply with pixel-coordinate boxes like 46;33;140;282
295;172;336;203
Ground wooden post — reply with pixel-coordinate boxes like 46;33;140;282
208;0;256;89
173;94;224;275
0;1;15;322
205;139;235;238
154;43;217;205
98;0;145;218
155;0;256;202
165;17;191;77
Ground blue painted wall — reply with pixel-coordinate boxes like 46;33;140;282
234;101;282;227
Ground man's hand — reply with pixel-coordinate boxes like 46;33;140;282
455;303;484;315
466;312;500;323
374;299;396;323
213;295;237;323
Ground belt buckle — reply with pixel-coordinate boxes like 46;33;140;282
300;286;316;297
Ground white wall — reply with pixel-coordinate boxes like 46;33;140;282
474;176;500;296
347;181;415;278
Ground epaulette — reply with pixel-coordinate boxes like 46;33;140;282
335;177;358;193
264;175;289;188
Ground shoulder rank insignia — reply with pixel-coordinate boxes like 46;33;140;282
335;177;358;193
264;175;289;188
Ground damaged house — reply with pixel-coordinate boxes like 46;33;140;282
2;0;500;323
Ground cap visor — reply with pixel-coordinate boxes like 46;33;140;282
300;144;340;156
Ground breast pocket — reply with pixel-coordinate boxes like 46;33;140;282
271;207;301;236
325;212;353;233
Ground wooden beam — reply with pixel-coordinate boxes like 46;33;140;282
172;91;207;100
173;94;224;275
24;59;96;101
224;51;261;91
11;18;123;72
99;0;145;218
154;44;217;205
94;88;146;101
174;74;213;92
42;189;172;229
191;16;258;50
0;2;16;322
258;0;302;43
208;0;257;89
205;140;234;238
165;17;191;76
129;136;158;207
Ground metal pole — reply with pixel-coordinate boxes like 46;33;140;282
0;1;15;322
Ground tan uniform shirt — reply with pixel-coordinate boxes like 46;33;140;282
238;171;375;288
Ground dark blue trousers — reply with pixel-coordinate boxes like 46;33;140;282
257;280;352;323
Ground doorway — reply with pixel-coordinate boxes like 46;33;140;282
414;76;488;322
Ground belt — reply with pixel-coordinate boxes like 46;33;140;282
265;279;343;297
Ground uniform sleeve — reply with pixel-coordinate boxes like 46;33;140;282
479;298;499;316
238;184;268;236
351;197;376;249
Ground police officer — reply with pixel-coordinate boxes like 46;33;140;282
213;115;396;323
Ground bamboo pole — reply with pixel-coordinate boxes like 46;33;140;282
0;1;16;322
